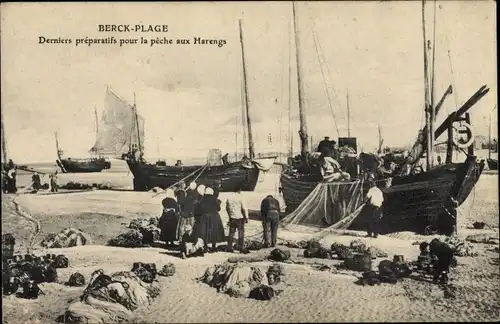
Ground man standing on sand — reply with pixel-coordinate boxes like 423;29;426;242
49;171;59;193
260;195;281;248
226;188;249;253
364;178;384;238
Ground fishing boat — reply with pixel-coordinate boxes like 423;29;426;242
124;20;276;191
280;1;487;234
55;106;111;173
486;106;498;170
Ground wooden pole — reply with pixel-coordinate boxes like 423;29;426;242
292;1;309;156
239;20;255;159
422;0;433;170
347;91;351;137
1;104;7;162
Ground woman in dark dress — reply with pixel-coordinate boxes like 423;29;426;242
194;186;225;253
177;182;202;240
159;189;180;246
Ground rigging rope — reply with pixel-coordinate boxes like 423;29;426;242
310;21;340;137
152;164;208;197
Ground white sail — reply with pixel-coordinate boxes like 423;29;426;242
89;88;145;157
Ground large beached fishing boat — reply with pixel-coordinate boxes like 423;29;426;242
280;1;487;234
55;106;111;173
124;20;275;191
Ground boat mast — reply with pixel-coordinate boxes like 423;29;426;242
292;1;309;156
1;104;7;162
287;20;293;158
54;132;61;159
238;20;255;159
488;113;492;159
422;0;433;170
133;92;142;157
347;90;351;137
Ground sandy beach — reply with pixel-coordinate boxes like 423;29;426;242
2;164;499;323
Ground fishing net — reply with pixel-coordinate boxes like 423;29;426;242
280;181;366;234
41;228;92;249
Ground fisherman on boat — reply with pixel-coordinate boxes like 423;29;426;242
317;136;335;158
260;195;281;248
226;187;250;253
159;189;180;247
364;178;384;238
176;182;200;240
32;172;41;191
319;154;351;182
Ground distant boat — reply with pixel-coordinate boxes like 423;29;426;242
55;104;111;173
124;20;276;191
280;1;486;234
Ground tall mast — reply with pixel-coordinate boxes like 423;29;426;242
292;1;309;156
488;113;492;159
287;20;293;158
94;106;99;136
422;0;433;170
378;124;382;154
133;92;142;156
54;132;61;159
347;91;351;137
1;105;7;162
239;19;255;159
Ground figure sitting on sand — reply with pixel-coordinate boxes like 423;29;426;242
180;224;205;259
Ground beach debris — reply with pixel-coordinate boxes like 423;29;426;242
356;258;412;286
471;221;489;229
60;182;113;190
67;273;86;287
331;243;354;260
443;237;478;257
198;263;270;299
303;247;331;259
268;248;291;262
59;269;160;323
158;263;176;277
107;217;161;247
344;251;373;272
128;217;159;230
41;228;92;249
227;256;266;263
244;240;264;251
266;263;285;285
249;285;282;301
465;233;499;245
283;239;310;249
2;252;70;298
131;262;157;283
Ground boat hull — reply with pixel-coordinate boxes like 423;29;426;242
126;160;261;192
57;159;111;173
280;156;485;233
487;158;498;170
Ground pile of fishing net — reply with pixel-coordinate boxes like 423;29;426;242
356;255;413;286
41;228;92;248
244;240;265;251
442;236;478;257
108;217;160;248
465;234;499;245
3;253;69;299
59;267;161;323
198;263;282;300
60;182;113;190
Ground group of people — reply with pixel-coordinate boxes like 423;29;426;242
158;180;283;259
1;159;17;194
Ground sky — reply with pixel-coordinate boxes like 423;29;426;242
1;1;497;163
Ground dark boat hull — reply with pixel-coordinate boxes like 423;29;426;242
57;159;111;173
487;158;498;170
281;156;485;233
126;160;261;192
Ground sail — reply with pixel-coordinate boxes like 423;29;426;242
89;88;145;157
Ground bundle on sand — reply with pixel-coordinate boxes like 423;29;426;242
2;233;16;258
198;263;269;299
356;256;412;286
3;253;69;298
268;248;292;262
465;234;499;245
41;228;92;249
107;217;161;248
244;240;264;251
266;263;285;285
158;263;176;277
331;240;388;260
443;237;478;257
67;272;86;287
59;269;160;324
131;262;157;283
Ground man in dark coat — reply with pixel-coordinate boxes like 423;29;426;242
260;195;281;248
317;137;334;157
429;238;456;284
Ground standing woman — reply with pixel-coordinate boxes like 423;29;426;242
159;188;180;247
175;181;187;207
177;182;200;240
195;187;225;253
